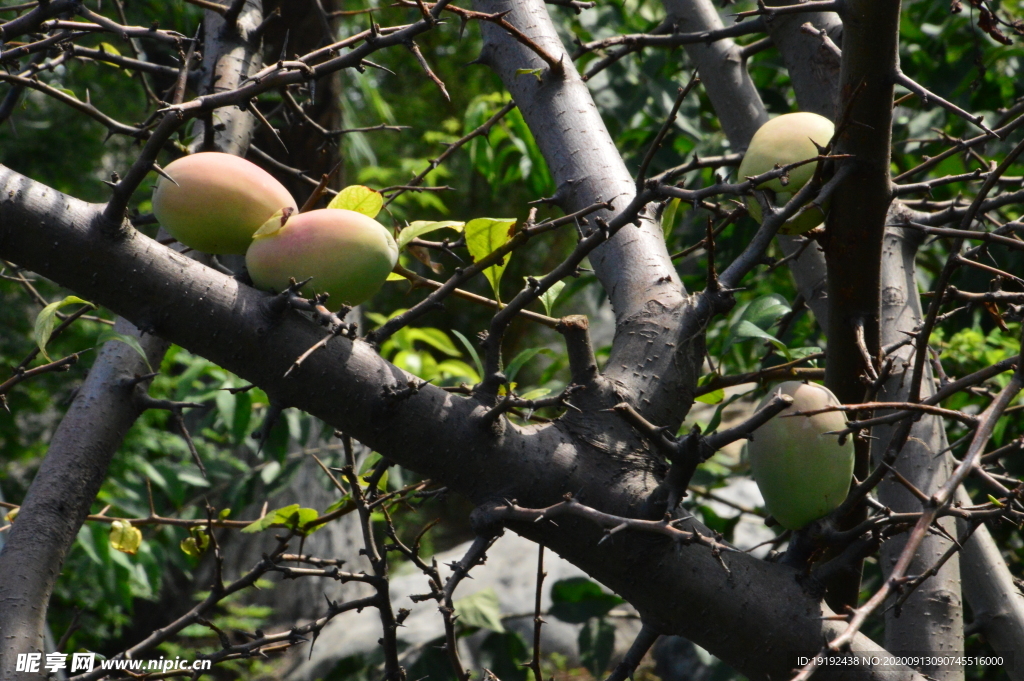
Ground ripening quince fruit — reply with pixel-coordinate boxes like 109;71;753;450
737;112;834;235
747;381;854;530
152;152;297;254
245;208;399;310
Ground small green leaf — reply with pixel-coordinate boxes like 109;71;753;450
662;198;683;239
180;528;209;557
742;294;791;329
517;387;551;401
732;320;781;342
505;347;548;384
34;296;94;360
328;185;383;218
451;329;484;380
241;503;299;534
454;588;505;633
387;271;407;282
695;389;725;405
515;68;544;82
702;391;748;435
465;217;516;302
97;329;152;371
180;537;201;557
549;578;624;624
398;220;465;249
251;208;292;239
723;294;791;350
325;494;355;515
57;87;80;101
404;327;462;356
97;42;124;70
109;520;142;555
536;279;565;316
4;507;18;523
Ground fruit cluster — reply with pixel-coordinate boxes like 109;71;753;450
152;152;398;310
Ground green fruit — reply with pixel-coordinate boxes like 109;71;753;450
737;112;835;235
747;381;854;530
152;152;297;254
245;208;399;310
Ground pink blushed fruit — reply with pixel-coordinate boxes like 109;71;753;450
245;208;399;310
152;152;297;254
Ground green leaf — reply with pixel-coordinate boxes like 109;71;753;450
536;279;565;316
328;185;383;218
702;391;748;436
549;577;624;624
743;294;791;328
725;320;783;351
578;617;616;677
97;42;124;70
109;520;142;555
180;528;209;557
505;347;546;384
325;494;355;515
723;294;791;350
699;505;741;541
451;329;483;381
515;68;544;82
33;296;94;360
397;220;465;249
695;389;725;405
454;588;505;633
386;271;407;282
251;208;292;238
517;387;551;401
241;503;318;534
404;327;462;356
465;217;516;301
662;198;683;239
96;329;153;371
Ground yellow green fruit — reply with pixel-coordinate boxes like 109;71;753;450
245;208;399;310
737;112;835;235
747;381;854;530
152;152;297;254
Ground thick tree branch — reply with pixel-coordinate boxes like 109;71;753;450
0;165;926;681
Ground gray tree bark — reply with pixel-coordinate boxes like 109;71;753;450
874;224;963;681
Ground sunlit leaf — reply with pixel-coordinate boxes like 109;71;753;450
515;68;544;82
465;217;516;301
328;185;383;218
109;520;142;555
454;588;505;633
397;220;465;249
533;278;565;317
33;296;94;360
